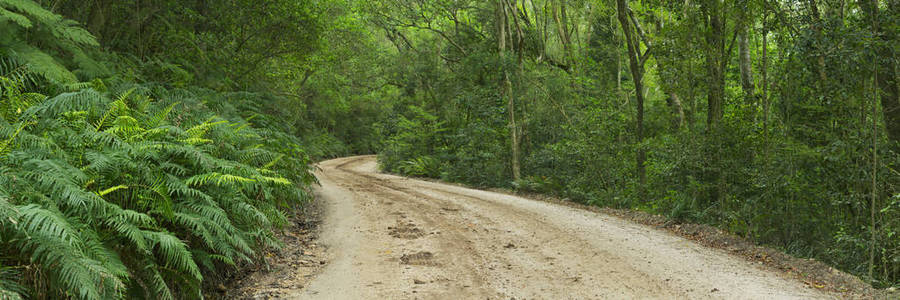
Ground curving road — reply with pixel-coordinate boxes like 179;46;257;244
298;156;832;299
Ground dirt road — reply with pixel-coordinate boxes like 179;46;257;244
297;156;832;299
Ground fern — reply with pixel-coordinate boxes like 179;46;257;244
7;43;78;83
14;204;125;299
50;19;100;46
24;88;105;118
147;101;178;128
0;122;25;156
98;185;128;196
1;75;46;122
94;88;132;131
1;0;99;84
0;56;39;88
0;266;26;300
186;172;257;187
0;0;60;24
143;231;202;281
0;7;32;28
0;39;315;299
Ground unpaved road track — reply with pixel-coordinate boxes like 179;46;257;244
299;156;832;299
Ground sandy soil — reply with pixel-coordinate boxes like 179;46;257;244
274;155;842;300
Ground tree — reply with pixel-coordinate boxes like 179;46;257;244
858;0;899;146
615;0;648;196
737;0;756;110
498;0;523;181
700;0;727;130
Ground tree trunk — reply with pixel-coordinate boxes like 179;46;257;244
506;72;521;181
702;0;726;130
877;56;900;145
807;0;828;82
652;19;685;130
553;0;574;66
615;0;646;197
667;92;686;129
859;0;900;146
739;23;755;107
498;0;521;181
762;22;769;137
701;0;727;204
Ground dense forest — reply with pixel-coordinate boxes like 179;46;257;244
369;0;900;290
0;0;896;299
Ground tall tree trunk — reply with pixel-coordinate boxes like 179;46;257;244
762;20;770;137
859;0;900;146
701;0;727;204
739;22;755;107
870;51;878;282
553;0;574;66
702;0;726;130
505;72;521;181
615;0;646;197
652;19;685;130
807;0;828;82
498;0;521;181
860;0;896;282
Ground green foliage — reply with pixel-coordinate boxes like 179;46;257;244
2;0;897;294
375;0;900;287
380;105;450;178
0;1;328;297
0;0;103;83
0;71;317;298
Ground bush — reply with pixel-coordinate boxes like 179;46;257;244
0;74;316;299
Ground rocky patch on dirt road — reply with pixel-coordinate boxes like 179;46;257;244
388;220;425;239
399;251;438;266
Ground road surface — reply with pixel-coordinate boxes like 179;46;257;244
299;156;831;299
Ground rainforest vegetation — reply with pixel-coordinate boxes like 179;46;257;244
371;0;900;289
0;0;896;299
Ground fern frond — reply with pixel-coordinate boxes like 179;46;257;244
229;201;271;228
0;0;59;24
179;137;212;145
133;259;175;300
0;7;30;28
0;56;39;88
143;231;202;281
147;179;173;219
17;204;81;247
255;175;291;186
24;88;104;118
61;81;94;92
79;228;129;279
105;116;143;138
15;204;125;299
97;185;127;196
7;43;76;83
261;153;285;170
147;102;178;128
0;266;26;300
0;191;15;221
22;159;106;212
50;19;99;46
93;89;131;131
185;172;256;187
184;118;226;139
0;122;25;157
